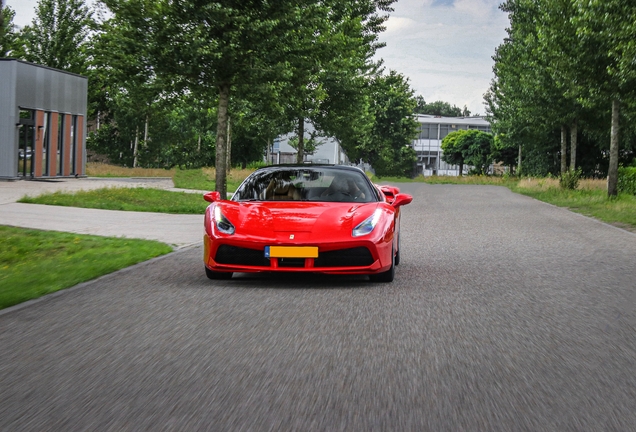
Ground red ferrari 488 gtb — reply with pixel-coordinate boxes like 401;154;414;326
203;165;412;282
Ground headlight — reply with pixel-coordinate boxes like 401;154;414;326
352;209;382;237
214;206;235;235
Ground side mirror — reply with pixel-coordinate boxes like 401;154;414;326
203;191;221;203
379;185;400;204
391;193;413;209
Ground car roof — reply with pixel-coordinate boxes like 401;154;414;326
253;164;366;174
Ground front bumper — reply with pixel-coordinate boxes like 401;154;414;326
203;235;391;275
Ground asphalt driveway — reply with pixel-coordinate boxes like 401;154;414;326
1;184;635;431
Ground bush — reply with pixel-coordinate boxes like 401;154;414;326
559;169;582;190
618;167;636;195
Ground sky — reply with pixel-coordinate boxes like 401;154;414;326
5;0;510;116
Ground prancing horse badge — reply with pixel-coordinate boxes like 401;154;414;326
289;234;295;239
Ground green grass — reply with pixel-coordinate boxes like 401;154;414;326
172;168;216;190
172;168;250;192
0;226;172;309
19;187;209;214
511;187;636;229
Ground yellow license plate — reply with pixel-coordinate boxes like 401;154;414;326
265;246;319;258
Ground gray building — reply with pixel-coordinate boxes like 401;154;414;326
0;59;88;180
413;114;491;176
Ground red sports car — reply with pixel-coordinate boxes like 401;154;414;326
203;165;412;282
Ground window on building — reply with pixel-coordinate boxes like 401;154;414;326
42;112;51;176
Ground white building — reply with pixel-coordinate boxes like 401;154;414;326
268;121;349;165
413;114;491;176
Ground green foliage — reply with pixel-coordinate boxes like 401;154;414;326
15;0;93;74
0;226;171;309
415;97;470;117
357;70;418;177
441;130;468;174
461;130;494;175
559;169;582;190
487;0;636;181
618;167;636;195
491;134;518;170
19;188;210;214
0;4;17;57
441;130;493;175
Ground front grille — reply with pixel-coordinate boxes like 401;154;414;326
278;258;306;268
314;247;374;267
215;245;270;266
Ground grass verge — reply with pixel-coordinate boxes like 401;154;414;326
19;187;209;214
373;174;636;230
0;226;172;310
511;184;636;231
87;162;175;178
173;167;252;192
87;163;253;192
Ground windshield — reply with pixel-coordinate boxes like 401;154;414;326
232;167;377;203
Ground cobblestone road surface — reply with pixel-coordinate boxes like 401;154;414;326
1;184;635;431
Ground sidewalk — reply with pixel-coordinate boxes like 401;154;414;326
0;178;204;248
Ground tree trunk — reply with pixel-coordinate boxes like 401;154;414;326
215;83;230;198
133;125;139;168
459;161;464;177
296;117;304;164
607;99;620;197
143;115;149;147
517;143;522;175
560;124;567;174
226;116;231;173
266;138;271;165
570;118;577;171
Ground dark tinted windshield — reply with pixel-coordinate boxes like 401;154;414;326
232;167;377;203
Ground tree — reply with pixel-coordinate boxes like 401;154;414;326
16;0;93;73
414;99;469;117
441;130;469;176
358;70;419;177
278;0;395;163
572;0;636;196
0;2;17;57
105;0;352;198
460;130;494;175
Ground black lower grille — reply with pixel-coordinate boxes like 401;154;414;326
278;258;306;268
314;247;374;267
215;245;270;266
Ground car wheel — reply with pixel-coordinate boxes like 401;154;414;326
369;246;395;283
394;233;401;266
205;266;233;280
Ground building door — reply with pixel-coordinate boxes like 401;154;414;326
17;109;35;178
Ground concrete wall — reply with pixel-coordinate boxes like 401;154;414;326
0;59;88;179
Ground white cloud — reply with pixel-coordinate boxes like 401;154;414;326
375;0;509;114
384;16;417;34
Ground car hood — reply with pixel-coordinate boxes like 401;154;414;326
218;201;381;242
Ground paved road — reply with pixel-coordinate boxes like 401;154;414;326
0;177;204;247
1;184;635;431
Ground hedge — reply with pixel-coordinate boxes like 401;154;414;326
618;166;636;195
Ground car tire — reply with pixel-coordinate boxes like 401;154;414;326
205;266;233;280
394;233;401;266
369;247;395;283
